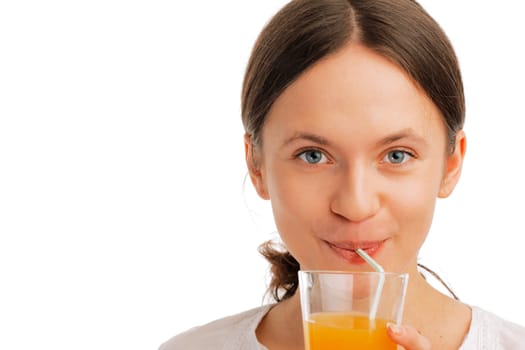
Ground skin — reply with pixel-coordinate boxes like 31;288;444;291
246;42;470;349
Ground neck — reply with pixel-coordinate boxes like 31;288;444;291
403;264;442;326
401;262;471;348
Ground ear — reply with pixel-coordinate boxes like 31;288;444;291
244;133;270;200
438;130;466;198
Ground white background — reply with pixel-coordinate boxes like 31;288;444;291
1;1;524;349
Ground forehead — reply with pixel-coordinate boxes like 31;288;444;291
263;42;445;149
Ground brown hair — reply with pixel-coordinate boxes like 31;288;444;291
241;0;465;302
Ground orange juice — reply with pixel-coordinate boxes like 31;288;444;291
304;312;396;349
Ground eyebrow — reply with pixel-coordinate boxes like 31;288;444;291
282;132;331;147
376;128;428;147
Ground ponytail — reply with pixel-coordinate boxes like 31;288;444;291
258;240;299;302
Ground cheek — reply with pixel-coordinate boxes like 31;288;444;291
267;169;322;227
392;176;439;212
263;165;327;255
396;187;436;235
387;169;442;259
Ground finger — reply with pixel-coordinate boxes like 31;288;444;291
387;323;431;350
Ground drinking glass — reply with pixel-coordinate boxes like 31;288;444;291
299;270;409;350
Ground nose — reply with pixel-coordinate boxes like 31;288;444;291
330;164;380;223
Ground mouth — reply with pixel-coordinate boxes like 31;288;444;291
325;239;386;265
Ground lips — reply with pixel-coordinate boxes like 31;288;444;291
325;239;386;265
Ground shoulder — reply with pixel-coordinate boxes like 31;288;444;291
159;304;274;350
461;306;525;349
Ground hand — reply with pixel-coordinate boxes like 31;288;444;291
387;323;431;350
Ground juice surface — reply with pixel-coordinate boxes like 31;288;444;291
305;312;396;350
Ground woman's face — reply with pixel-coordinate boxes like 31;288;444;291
247;43;465;273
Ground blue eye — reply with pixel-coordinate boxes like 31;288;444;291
385;150;412;164
298;150;328;164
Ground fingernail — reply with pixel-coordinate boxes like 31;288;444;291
387;322;403;335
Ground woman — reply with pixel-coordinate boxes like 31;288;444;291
161;0;525;348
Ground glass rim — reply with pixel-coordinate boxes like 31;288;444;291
299;270;409;277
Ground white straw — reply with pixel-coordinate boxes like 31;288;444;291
355;248;385;321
